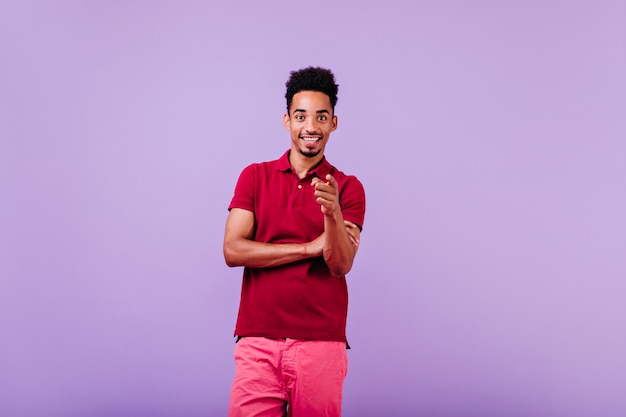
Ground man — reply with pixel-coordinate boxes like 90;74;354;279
223;67;366;417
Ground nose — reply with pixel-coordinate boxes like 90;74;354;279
304;117;318;132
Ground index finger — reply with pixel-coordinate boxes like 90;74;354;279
325;174;338;187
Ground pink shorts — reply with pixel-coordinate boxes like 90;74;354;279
228;337;348;417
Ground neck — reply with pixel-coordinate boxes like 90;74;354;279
289;149;323;179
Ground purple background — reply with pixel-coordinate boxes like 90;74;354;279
2;1;625;416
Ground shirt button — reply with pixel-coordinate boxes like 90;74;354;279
297;184;303;189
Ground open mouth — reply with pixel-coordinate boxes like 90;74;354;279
301;136;321;144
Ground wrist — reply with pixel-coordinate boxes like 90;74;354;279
323;208;343;223
303;241;319;258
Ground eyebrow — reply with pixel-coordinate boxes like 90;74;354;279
293;109;331;114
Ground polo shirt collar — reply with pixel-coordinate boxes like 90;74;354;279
277;150;333;178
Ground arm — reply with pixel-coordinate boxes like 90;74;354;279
312;175;361;276
223;208;324;268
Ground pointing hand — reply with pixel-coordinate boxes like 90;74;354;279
311;174;339;215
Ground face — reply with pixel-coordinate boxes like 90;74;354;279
283;91;337;159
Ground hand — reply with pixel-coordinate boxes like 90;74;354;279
312;174;339;215
344;220;360;249
307;232;325;257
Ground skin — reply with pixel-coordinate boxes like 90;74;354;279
223;90;360;276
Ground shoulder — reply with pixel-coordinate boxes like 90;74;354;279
330;166;365;194
238;156;281;178
330;166;366;228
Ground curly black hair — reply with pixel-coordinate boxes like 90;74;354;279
285;67;339;114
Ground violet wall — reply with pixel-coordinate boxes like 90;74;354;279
1;1;625;416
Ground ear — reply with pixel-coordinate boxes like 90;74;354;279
283;113;291;131
331;114;338;132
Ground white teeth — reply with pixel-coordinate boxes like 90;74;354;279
302;137;319;142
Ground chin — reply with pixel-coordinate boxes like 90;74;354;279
299;148;321;158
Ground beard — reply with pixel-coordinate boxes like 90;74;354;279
298;147;321;158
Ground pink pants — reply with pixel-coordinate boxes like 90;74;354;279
228;337;348;417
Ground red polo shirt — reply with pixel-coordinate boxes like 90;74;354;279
228;150;366;342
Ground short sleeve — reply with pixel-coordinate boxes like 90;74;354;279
339;176;366;230
228;164;257;212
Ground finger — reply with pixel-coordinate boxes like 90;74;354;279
313;180;332;191
344;222;360;245
316;196;334;209
314;187;336;200
325;174;338;188
347;231;359;248
312;181;333;196
314;182;338;199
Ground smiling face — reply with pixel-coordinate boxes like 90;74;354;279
283;91;337;162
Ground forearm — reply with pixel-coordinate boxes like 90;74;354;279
224;237;317;269
322;211;356;276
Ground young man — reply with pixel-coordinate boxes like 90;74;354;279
223;67;366;417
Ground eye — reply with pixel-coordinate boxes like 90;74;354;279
296;115;304;121
318;115;327;121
